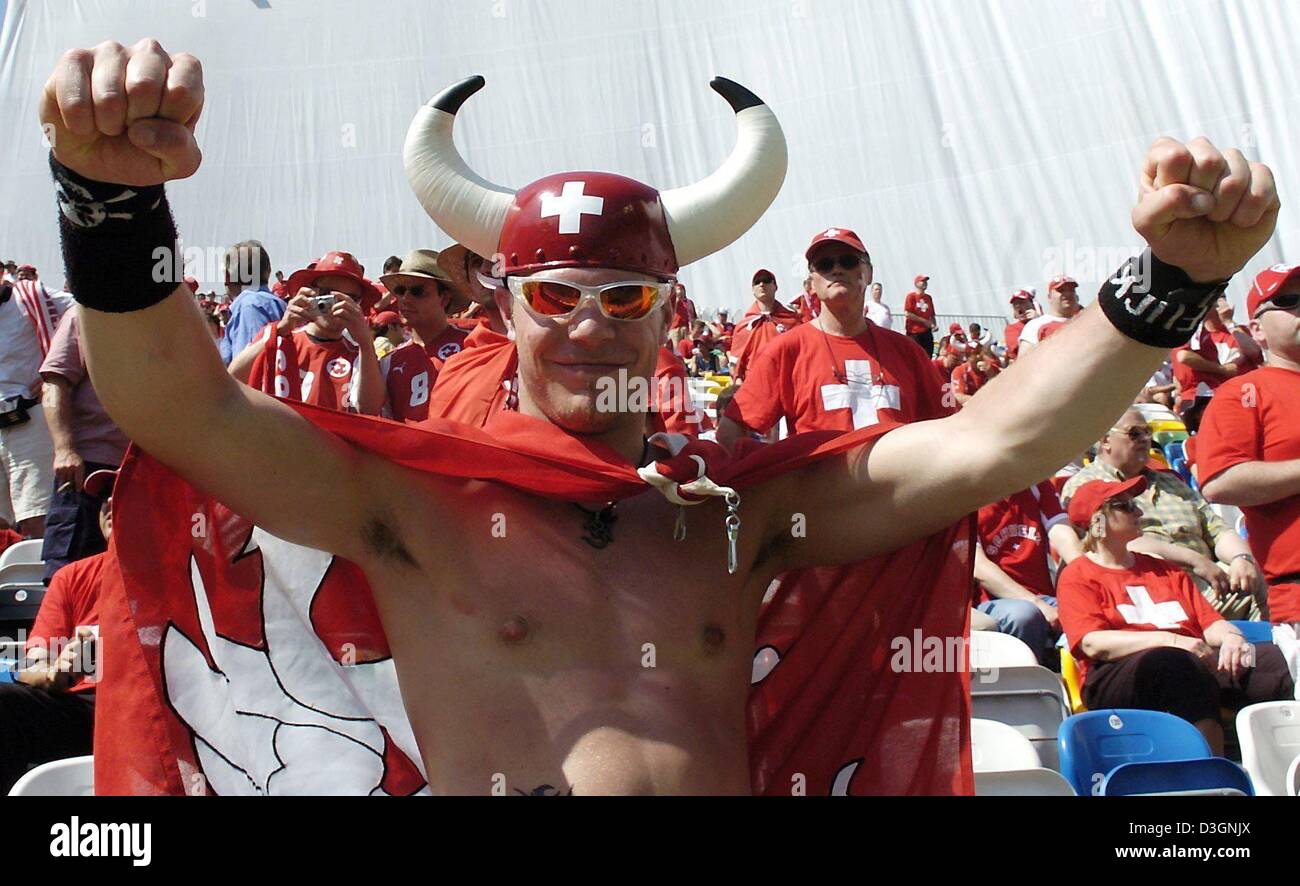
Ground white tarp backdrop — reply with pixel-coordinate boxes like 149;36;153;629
0;0;1296;320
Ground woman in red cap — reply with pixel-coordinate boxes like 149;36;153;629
1057;478;1293;753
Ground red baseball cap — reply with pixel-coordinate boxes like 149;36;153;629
752;268;776;284
83;468;119;498
183;276;199;293
1066;476;1148;526
948;322;963;334
914;274;930;287
286;251;382;313
1048;275;1078;292
1009;288;1035;304
371;311;401;327
1247;264;1300;318
805;227;868;259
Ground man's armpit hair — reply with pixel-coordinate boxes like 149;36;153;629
359;515;418;569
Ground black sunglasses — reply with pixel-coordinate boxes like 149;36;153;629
391;284;432;298
811;255;865;274
754;277;775;286
1106;498;1141;514
1258;292;1300;316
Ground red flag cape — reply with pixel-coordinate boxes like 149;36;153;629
95;404;972;795
728;300;802;381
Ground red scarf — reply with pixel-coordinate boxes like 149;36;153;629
12;279;62;358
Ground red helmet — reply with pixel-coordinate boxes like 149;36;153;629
403;76;787;279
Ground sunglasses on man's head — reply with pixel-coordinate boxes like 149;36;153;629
1257;292;1300;316
507;274;671;322
811;255;865;275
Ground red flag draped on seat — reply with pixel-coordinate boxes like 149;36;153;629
94;404;972;795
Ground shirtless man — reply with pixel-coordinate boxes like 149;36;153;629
42;39;1278;794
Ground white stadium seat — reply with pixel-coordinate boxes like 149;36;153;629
1287;755;1300;797
0;539;43;570
8;756;94;797
975;768;1077;797
969;631;1038;669
970;718;1040;772
1237;701;1300;796
971;665;1070;771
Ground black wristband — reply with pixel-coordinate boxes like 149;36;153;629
51;152;181;313
1097;249;1228;348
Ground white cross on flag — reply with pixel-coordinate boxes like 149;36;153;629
1117;585;1188;629
820;360;902;429
541;181;605;235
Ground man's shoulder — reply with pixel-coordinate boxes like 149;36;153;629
51;550;111;591
1060;462;1109;501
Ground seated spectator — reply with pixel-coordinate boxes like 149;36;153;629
0;467;116;792
1137;358;1177;410
1057;477;1293;753
38;306;130;582
1171;326;1237;433
1200;264;1300;629
974;480;1084;663
229;250;385;415
217;240;285;366
709;309;735;351
1062;408;1264;617
968;322;993;349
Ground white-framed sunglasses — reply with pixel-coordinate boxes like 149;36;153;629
506;272;673;322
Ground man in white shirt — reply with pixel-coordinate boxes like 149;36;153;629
0;272;73;536
865;281;893;330
1018;275;1083;353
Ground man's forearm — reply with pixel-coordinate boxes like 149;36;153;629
1213;530;1252;565
1128;535;1201;568
973;546;1038;601
1202;460;1300;507
40;378;79;454
951;305;1166;502
1048;522;1084;564
353;341;385;416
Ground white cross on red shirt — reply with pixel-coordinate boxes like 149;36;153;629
1117;585;1188;629
540;182;604;235
820;360;902;429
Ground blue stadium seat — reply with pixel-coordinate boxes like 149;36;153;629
1230;620;1273;644
1057;709;1212;796
1102;758;1255;796
1163;440;1185;464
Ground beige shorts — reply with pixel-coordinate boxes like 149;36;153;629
0;404;55;525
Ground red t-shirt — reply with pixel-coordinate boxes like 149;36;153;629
1197;366;1300;623
248;325;361;411
671;297;697;331
382;341;435;423
1004;320;1026;361
1207;326;1262;373
976;481;1068;599
903;291;935;335
675;336;696;361
1057;553;1222;685
27;551;109;694
422;325;469;370
724;321;953;434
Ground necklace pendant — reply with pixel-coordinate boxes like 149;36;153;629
674;506;687;541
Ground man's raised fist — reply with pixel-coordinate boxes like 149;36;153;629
40;39;204;187
1133;136;1280;284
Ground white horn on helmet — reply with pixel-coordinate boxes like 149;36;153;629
659;78;788;267
403;75;515;259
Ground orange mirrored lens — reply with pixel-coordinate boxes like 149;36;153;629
602;285;659;319
521;280;582;316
